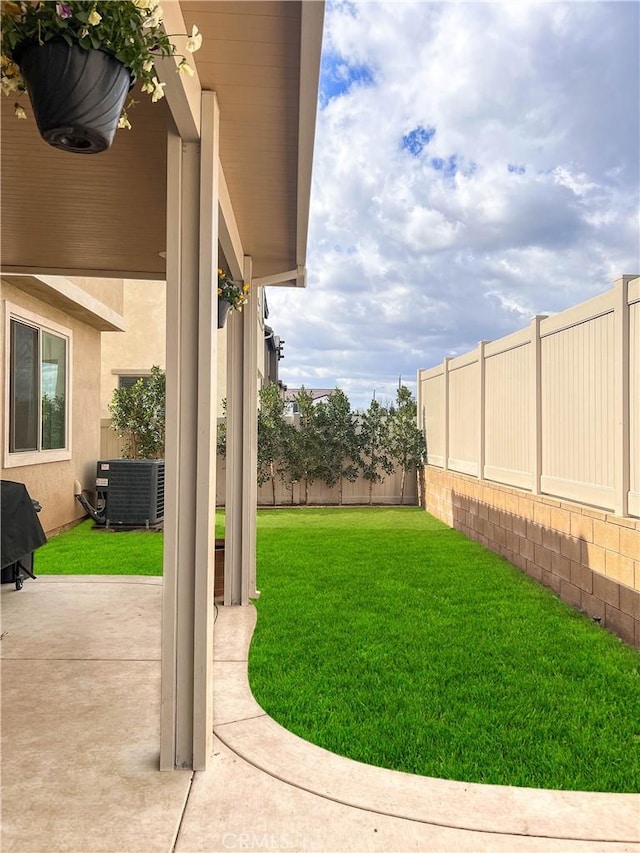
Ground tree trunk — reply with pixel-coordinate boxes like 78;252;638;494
303;478;308;506
270;462;276;506
339;477;343;505
400;466;406;505
369;479;373;505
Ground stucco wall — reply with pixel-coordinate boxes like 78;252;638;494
423;465;640;648
68;277;124;316
100;279;166;417
100;278;229;419
1;279;104;534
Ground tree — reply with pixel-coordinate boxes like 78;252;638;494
315;388;359;504
257;382;288;506
357;398;394;505
280;387;325;505
108;365;165;459
387;385;426;504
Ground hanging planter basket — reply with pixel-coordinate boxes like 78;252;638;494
218;298;232;329
14;39;133;154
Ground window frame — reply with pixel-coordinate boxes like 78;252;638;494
4;302;72;467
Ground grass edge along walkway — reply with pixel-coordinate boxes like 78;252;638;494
248;507;640;793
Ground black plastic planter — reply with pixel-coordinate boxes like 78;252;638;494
218;297;231;329
15;39;132;154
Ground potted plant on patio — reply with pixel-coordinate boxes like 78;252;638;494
217;267;250;328
1;0;202;154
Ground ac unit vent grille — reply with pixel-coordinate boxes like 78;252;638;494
96;460;164;527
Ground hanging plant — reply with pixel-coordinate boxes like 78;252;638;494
1;1;202;152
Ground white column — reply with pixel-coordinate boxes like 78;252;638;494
242;256;259;600
160;130;200;770
192;91;220;769
225;290;244;605
225;256;257;605
160;92;220;772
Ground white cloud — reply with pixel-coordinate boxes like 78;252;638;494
268;0;640;411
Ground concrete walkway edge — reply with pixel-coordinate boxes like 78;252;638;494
212;604;640;846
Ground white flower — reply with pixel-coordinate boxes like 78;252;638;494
178;59;195;77
87;9;101;26
143;58;154;73
142;4;163;28
1;74;21;95
117;113;132;130
14;103;27;119
133;0;154;7
150;76;166;102
186;25;202;53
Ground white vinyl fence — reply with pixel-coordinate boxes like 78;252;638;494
418;276;640;518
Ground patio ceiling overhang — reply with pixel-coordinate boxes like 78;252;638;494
0;0;324;285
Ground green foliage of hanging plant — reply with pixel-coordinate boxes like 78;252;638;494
1;1;202;126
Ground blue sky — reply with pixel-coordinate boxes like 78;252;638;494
266;0;640;411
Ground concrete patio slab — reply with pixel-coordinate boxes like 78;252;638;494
1;576;639;853
1;578;190;853
2;575;162;660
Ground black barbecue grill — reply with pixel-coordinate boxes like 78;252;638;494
1;480;46;590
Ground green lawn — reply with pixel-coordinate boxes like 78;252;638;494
36;518;164;575
36;507;640;792
35;515;224;575
248;507;640;793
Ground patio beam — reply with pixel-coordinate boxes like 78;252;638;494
297;0;325;270
156;0;201;142
218;166;244;282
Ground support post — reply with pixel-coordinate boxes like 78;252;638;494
225;288;245;605
225;256;257;605
443;357;450;471
478;341;487;481
242;256;259;600
192;91;220;769
160;131;200;770
531;316;544;495
613;277;630;517
160;92;220;772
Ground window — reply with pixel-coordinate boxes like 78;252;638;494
6;307;71;464
118;374;151;390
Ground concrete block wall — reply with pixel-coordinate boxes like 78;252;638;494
423;466;640;648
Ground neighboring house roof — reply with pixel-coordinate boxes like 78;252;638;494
284;388;334;402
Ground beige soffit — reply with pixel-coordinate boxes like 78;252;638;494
2;275;126;331
0;1;324;284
